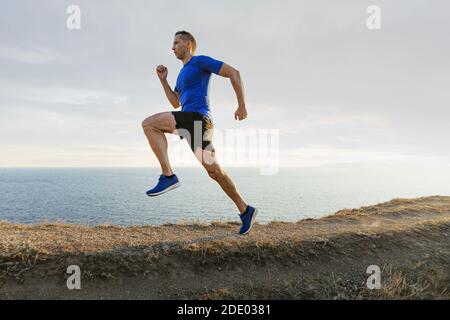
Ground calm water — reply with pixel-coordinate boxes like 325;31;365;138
0;166;449;226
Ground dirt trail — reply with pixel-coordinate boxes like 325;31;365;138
0;195;449;299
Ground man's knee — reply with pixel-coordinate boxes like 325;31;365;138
142;115;156;130
142;112;176;134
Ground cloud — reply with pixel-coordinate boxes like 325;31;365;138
281;112;389;134
23;88;129;106
0;45;71;64
0;79;129;106
281;146;450;167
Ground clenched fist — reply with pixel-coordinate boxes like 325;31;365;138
156;65;168;80
234;105;248;121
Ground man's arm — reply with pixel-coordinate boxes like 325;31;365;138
156;65;180;108
160;79;180;108
218;63;247;120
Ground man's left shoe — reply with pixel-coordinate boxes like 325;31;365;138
239;205;258;235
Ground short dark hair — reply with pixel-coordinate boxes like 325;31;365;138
175;30;197;54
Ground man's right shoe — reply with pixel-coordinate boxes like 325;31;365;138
239;205;258;235
146;174;180;197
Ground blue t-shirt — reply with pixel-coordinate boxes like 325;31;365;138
174;55;224;119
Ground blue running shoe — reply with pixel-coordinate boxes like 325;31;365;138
239;205;258;235
146;174;180;197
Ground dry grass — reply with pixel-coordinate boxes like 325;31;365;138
0;195;449;299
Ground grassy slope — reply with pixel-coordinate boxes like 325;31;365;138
0;195;449;299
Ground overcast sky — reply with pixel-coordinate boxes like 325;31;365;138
1;0;449;167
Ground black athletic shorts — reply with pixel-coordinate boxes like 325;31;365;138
172;111;214;152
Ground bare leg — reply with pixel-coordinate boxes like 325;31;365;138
194;146;247;213
142;112;177;176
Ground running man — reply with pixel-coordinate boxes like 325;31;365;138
141;30;257;234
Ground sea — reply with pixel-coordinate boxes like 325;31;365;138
1;166;449;226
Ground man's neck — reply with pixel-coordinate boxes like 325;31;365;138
182;54;193;65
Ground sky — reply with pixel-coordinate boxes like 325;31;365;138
0;0;449;168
